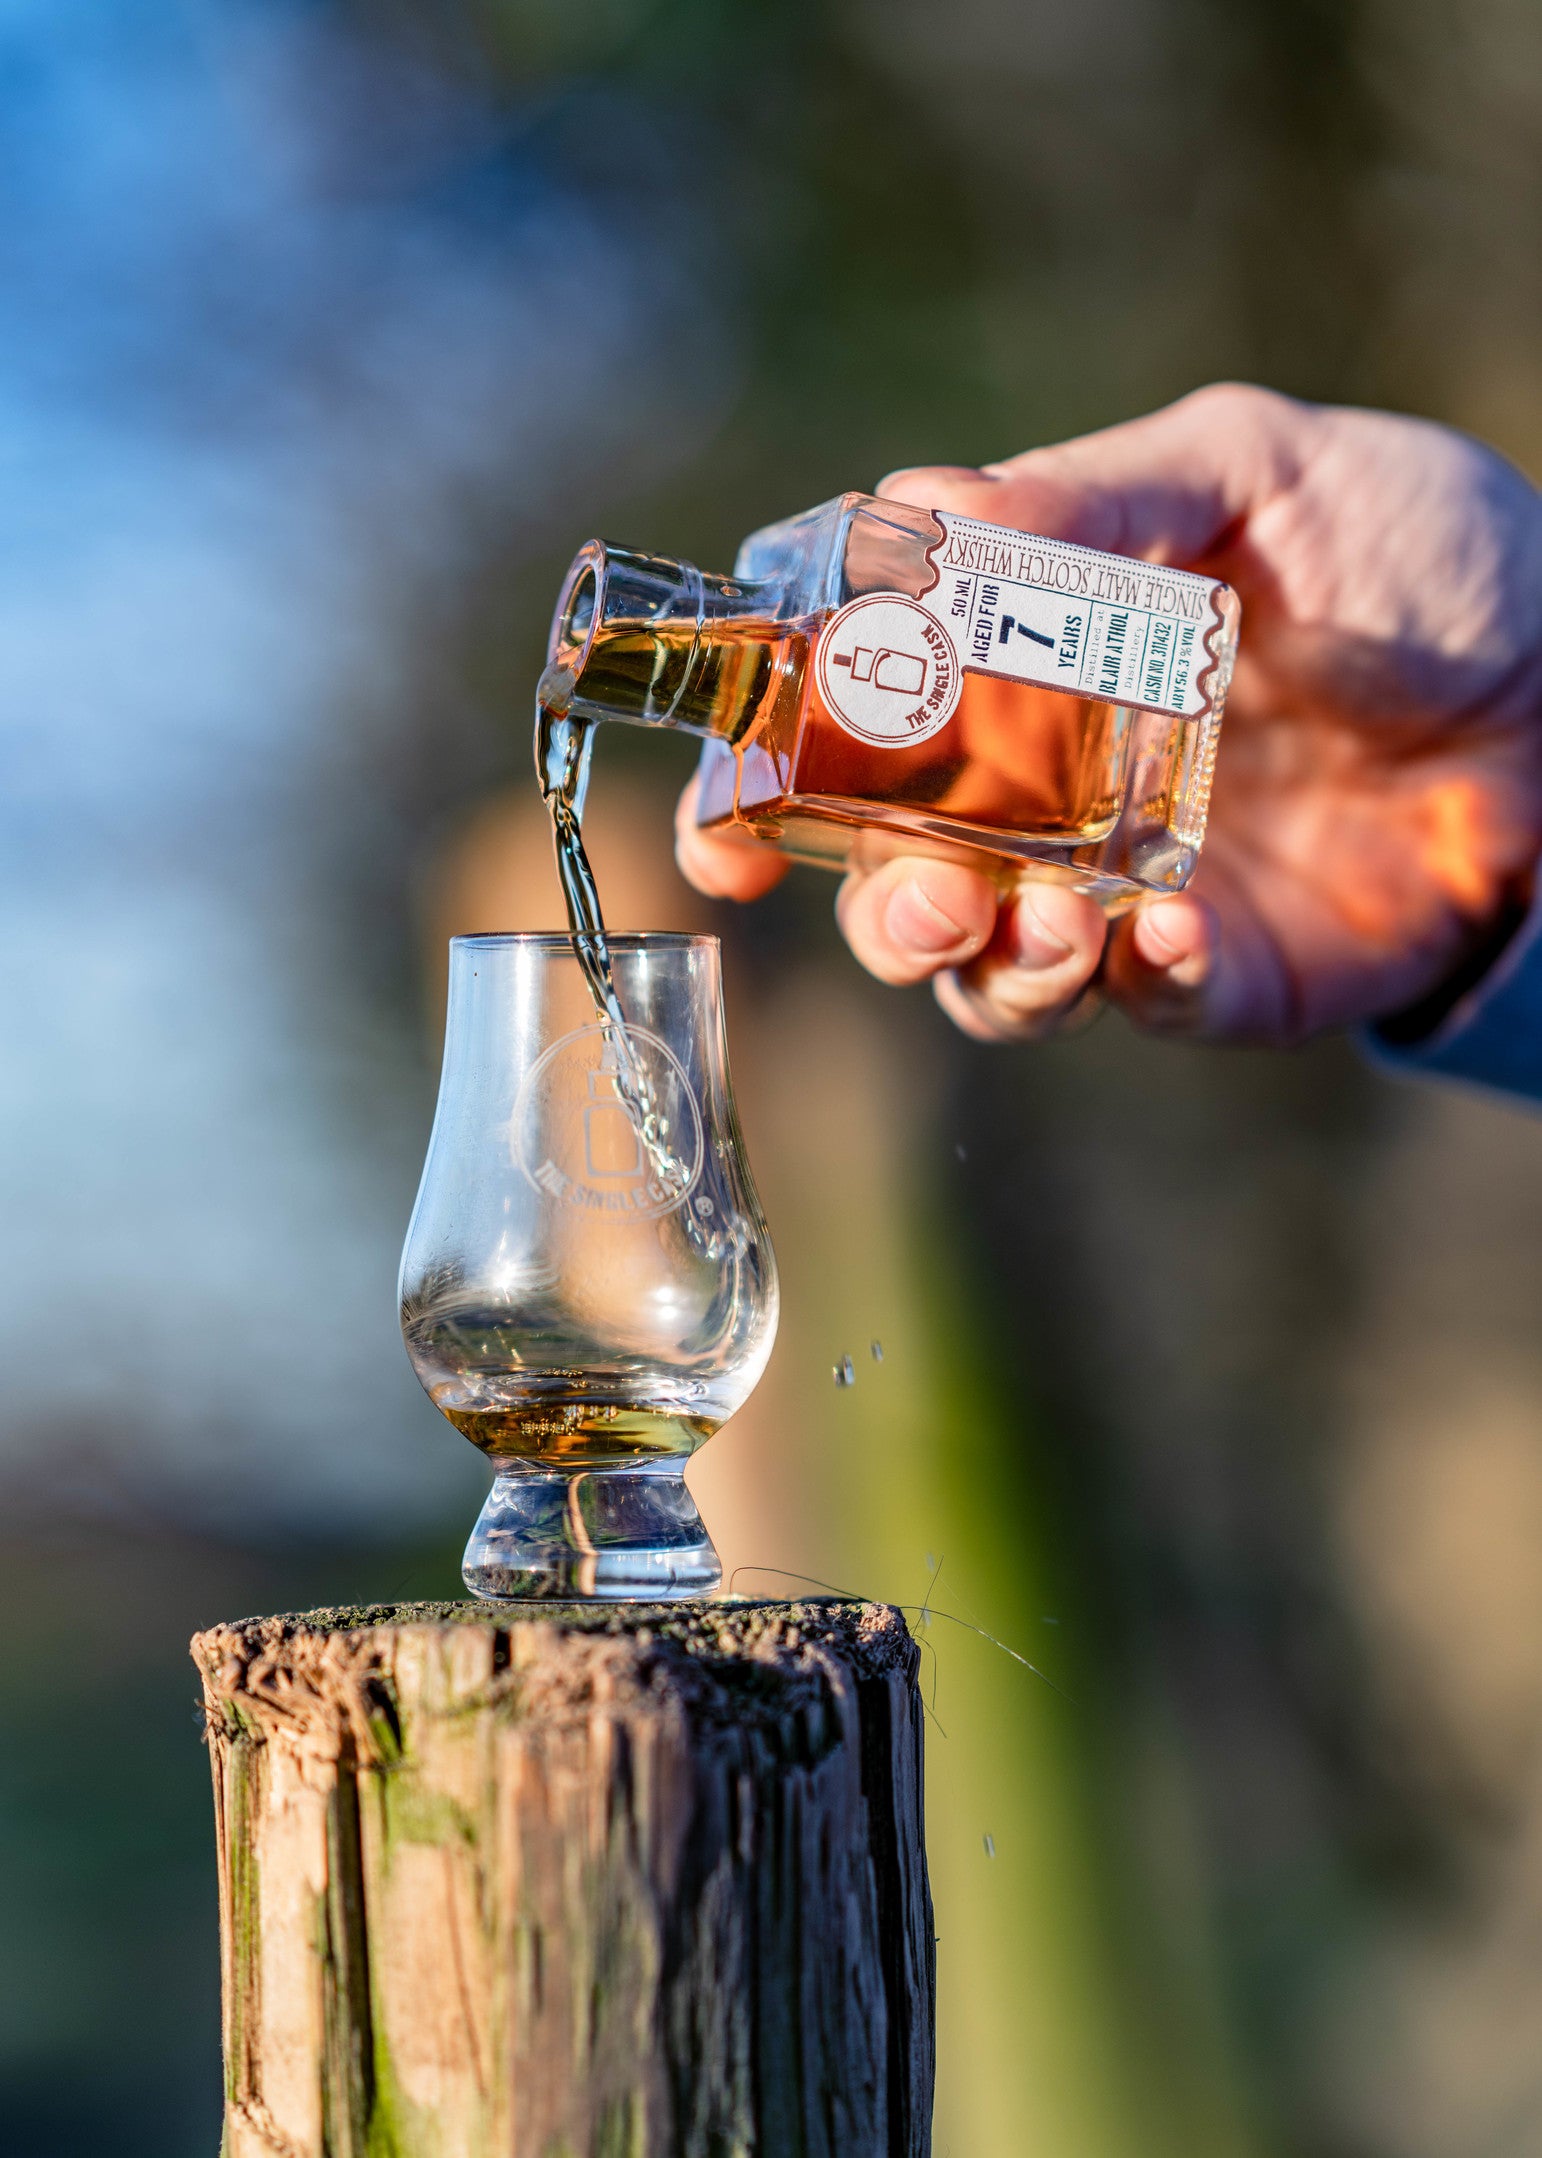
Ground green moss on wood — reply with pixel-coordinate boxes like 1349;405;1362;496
226;1739;261;2105
380;1776;478;1853
365;2013;433;2158
595;2091;646;2158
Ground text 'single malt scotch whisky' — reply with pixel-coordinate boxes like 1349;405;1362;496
543;491;1241;909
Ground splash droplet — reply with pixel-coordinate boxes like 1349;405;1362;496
983;1833;996;1859
833;1355;855;1388
870;1338;884;1363
954;1142;967;1162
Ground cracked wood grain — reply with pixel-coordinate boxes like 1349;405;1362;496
193;1599;934;2158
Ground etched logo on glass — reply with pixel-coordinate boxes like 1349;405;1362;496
513;1023;703;1217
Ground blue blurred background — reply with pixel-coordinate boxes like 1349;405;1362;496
5;3;1542;2154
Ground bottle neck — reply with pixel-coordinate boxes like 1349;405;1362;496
546;540;776;740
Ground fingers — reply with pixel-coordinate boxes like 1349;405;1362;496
929;882;1108;1040
676;752;1277;1044
1099;895;1220;1034
1102;884;1296;1041
834;858;998;985
674;775;789;901
833;860;1106;1036
877;381;1318;571
918;880;1273;1046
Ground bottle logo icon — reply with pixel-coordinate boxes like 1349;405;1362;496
815;594;962;747
839;644;926;696
513;1024;703;1218
583;1064;643;1181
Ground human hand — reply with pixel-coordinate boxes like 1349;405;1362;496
675;385;1542;1043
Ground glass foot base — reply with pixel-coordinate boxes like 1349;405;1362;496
462;1463;722;1602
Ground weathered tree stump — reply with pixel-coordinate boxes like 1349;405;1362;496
192;1598;934;2158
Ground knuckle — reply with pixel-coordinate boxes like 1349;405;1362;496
867;953;934;988
941;960;1092;1043
1183;379;1302;437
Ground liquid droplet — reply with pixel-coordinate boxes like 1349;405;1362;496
870;1338;884;1363
834;1355;855;1388
983;1833;996;1858
954;1142;967;1162
537;661;576;713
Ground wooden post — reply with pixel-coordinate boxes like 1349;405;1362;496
192;1598;934;2158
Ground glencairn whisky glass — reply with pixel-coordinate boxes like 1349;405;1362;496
400;933;778;1599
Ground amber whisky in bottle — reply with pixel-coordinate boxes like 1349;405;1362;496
543;492;1240;909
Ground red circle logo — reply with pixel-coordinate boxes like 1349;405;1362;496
815;595;963;746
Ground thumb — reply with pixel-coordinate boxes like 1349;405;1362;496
1102;885;1300;1044
877;381;1317;570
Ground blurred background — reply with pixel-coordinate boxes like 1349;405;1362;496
3;1;1542;2152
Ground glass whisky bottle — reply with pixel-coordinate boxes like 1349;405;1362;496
543;491;1241;909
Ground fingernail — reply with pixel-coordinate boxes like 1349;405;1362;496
1166;947;1212;990
1014;891;1075;968
885;876;969;954
1139;906;1190;965
877;463;985;494
1136;901;1211;984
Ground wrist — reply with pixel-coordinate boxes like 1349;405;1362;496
1375;874;1536;1047
1383;660;1542;1044
1364;869;1542;1101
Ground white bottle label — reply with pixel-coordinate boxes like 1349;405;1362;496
923;511;1228;722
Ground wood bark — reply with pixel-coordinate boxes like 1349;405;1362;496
192;1598;934;2158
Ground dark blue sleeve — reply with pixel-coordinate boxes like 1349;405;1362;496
1366;895;1542;1102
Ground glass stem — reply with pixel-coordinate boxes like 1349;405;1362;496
462;1463;721;1602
